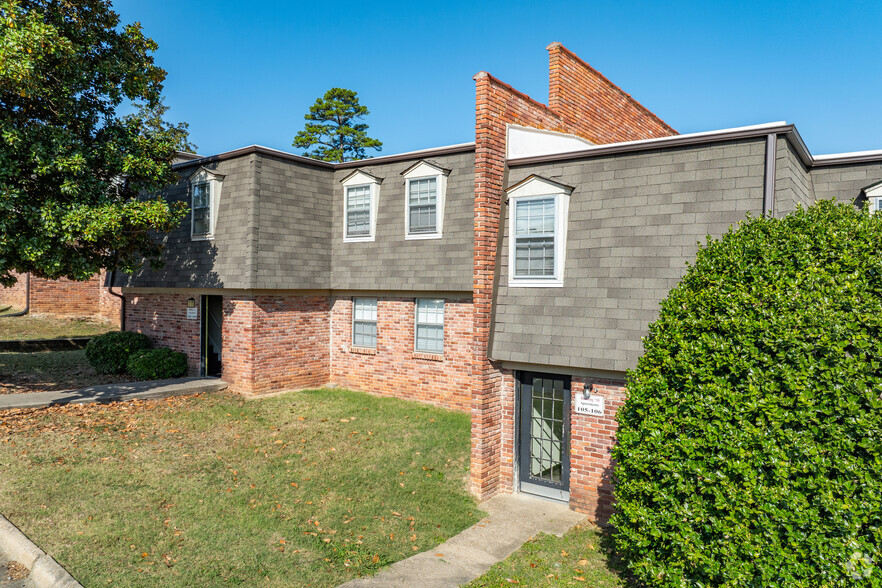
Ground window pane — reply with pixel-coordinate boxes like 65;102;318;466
347;186;372;237
515;236;555;277
352;298;377;348
415;299;444;353
515;198;555;236
193;183;210;209
408;178;437;233
193;208;210;236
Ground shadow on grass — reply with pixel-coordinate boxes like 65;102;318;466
598;525;644;588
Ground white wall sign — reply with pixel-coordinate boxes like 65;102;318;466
574;394;605;416
186;307;198;320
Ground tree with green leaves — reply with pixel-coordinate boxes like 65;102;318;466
293;87;382;162
0;0;193;287
613;199;882;586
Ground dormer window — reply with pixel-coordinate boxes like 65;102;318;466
862;181;882;213
189;167;224;241
505;175;573;288
402;160;449;239
341;170;382;242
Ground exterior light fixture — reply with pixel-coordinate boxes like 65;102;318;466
187;298;196;308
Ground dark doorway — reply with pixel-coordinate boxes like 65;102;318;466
517;371;571;501
201;295;223;377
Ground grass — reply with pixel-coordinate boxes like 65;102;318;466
0;312;114;340
0;388;482;586
466;523;627;587
0;350;130;394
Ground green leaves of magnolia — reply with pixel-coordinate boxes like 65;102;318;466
613;199;882;587
293;87;382;162
0;0;192;286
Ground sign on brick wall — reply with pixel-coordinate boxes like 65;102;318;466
574;394;605;416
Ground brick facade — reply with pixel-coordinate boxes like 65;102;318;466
126;293;201;374
0;271;120;325
330;297;473;412
222;295;330;395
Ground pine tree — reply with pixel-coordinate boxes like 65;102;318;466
293;88;382;162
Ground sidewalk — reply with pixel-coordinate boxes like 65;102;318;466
339;493;586;588
0;378;228;411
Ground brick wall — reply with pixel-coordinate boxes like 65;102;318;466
547;42;677;144
0;270;120;326
330;297;473;412
497;369;626;524
223;295;330;395
126;293;201;374
472;43;673;502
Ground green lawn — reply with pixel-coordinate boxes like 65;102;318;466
0;350;130;394
466;524;627;587
0;313;114;340
0;388;482;586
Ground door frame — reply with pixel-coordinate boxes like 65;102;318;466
516;370;572;502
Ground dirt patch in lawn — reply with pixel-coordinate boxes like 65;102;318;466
0;350;130;394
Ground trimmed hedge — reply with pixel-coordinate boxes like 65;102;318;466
613;200;882;586
84;331;150;374
126;347;188;381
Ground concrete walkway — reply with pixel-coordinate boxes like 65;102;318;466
340;493;586;588
0;378;228;411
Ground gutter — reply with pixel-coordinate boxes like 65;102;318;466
2;273;29;317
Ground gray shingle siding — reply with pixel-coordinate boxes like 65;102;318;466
124;150;474;292
331;151;474;291
123;153;257;289
811;161;882;203
774;136;814;215
492;138;767;373
254;154;334;289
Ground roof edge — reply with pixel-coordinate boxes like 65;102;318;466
173;142;476;171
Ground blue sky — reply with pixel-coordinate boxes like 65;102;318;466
112;0;882;158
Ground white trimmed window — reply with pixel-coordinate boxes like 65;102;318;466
402;161;448;239
865;182;882;214
506;175;571;288
189;167;224;241
415;299;444;354
352;298;378;348
341;170;381;242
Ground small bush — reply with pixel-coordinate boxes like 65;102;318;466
613;200;882;587
126;347;188;380
85;331;150;374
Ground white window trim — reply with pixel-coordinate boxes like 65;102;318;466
507;177;570;288
189;167;224;241
402;161;447;240
866;184;882;213
414;298;444;354
342;171;381;243
351;297;378;349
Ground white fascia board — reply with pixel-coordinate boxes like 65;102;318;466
814;149;882;162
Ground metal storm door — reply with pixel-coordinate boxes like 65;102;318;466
518;372;571;501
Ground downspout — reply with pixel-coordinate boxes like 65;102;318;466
107;269;126;331
2;272;30;317
763;133;777;217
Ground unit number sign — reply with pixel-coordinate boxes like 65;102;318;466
186;307;198;320
574;394;605;416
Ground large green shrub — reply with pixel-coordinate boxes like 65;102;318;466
125;347;187;381
613;199;882;587
84;331;150;374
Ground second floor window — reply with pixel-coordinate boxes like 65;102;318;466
513;197;556;278
192;182;211;238
407;177;438;234
346;186;372;238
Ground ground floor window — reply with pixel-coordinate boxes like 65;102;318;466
415;299;444;353
352;298;377;348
